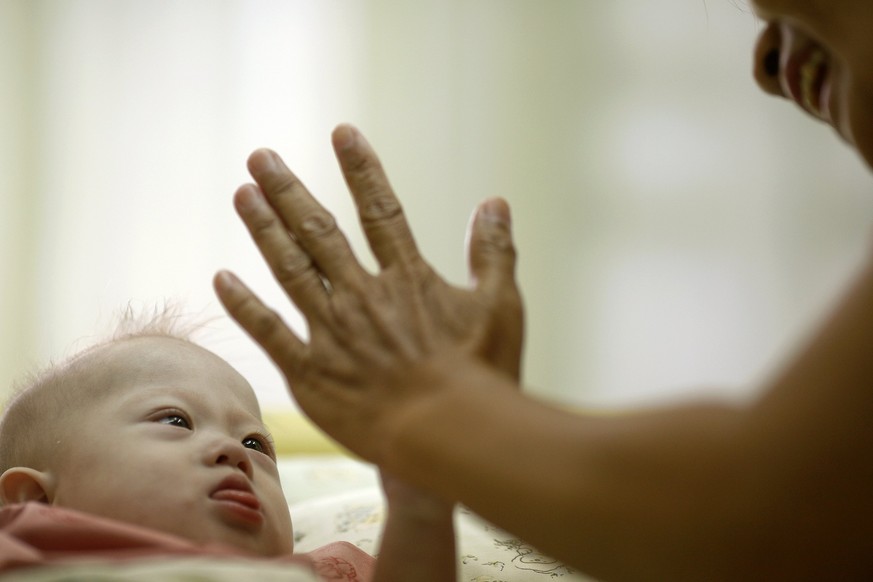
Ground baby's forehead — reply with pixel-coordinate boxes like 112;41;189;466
70;336;263;418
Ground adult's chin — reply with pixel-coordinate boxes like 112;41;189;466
853;135;873;175
844;92;873;174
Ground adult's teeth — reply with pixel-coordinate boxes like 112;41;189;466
801;49;826;115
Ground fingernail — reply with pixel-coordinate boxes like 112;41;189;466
249;148;280;175
235;184;263;214
480;198;510;225
334;124;357;151
215;270;236;291
265;150;284;171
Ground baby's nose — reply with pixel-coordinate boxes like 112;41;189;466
212;440;253;478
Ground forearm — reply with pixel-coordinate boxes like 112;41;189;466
378;258;873;581
224;131;873;581
379;358;757;582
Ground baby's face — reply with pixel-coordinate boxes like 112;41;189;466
49;336;293;556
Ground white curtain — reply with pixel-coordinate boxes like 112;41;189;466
2;0;872;410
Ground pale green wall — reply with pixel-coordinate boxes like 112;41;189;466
0;1;39;399
2;1;872;409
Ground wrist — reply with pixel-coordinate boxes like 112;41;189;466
380;468;455;521
386;495;455;524
375;352;476;462
376;354;518;490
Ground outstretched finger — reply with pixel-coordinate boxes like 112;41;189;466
246;148;368;287
331;124;422;269
466;198;518;297
213;270;306;377
234;183;329;318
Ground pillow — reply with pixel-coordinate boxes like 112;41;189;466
278;455;380;506
291;487;598;582
291;487;383;556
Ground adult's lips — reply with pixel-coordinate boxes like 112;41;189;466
784;44;832;121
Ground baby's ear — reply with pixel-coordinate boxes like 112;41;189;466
0;468;53;505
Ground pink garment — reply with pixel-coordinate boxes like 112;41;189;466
0;502;374;581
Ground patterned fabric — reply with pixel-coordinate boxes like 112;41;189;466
291;488;597;582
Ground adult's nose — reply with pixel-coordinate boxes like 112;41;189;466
752;21;786;98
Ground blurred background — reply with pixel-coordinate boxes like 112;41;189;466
2;0;872;412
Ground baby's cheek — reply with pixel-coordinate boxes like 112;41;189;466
265;492;295;556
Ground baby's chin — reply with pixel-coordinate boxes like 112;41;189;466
207;529;294;557
162;520;293;557
844;101;873;173
854;138;873;174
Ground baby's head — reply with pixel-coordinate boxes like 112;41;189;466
0;324;293;557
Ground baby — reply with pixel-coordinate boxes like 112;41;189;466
0;314;456;581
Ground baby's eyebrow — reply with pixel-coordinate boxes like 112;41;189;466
117;386;193;410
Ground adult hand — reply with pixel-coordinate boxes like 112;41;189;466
214;124;523;462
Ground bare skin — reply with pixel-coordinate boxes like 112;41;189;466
751;0;873;166
213;123;873;580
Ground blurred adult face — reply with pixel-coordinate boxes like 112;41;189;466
751;0;873;169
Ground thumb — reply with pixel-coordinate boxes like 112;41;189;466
466;197;518;296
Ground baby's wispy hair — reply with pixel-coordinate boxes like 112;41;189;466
0;301;214;480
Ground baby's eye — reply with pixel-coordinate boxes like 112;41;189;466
157;414;191;429
242;435;273;457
